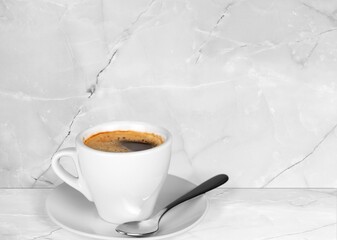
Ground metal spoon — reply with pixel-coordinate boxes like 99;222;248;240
115;174;229;237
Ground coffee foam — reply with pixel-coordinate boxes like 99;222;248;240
84;130;164;153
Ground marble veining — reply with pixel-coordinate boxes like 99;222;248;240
1;0;337;188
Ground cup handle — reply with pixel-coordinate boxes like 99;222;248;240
52;147;93;201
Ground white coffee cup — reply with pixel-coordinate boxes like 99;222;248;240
52;121;172;224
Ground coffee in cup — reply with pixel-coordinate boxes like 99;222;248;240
52;121;172;224
84;130;164;152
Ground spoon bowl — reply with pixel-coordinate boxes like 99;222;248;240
116;209;165;236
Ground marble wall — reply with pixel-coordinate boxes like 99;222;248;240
1;0;337;188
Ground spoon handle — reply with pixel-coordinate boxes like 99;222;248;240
165;174;229;211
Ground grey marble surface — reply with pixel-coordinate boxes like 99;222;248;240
1;0;337;188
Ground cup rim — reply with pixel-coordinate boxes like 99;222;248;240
76;121;172;155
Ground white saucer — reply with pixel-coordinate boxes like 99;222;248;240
46;175;208;239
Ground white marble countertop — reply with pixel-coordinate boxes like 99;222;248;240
1;187;336;240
